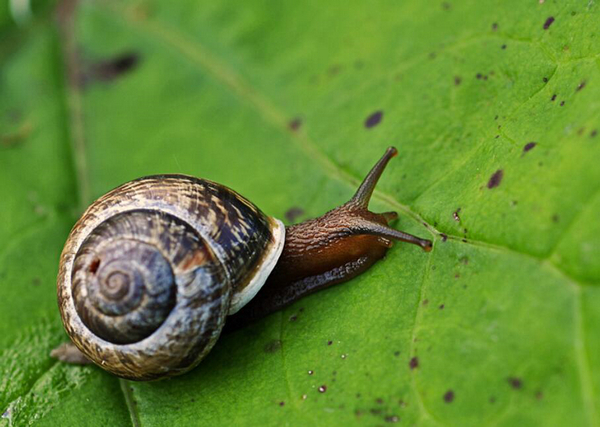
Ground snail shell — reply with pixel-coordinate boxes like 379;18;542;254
57;175;284;380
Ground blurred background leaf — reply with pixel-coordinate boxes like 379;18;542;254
1;0;599;426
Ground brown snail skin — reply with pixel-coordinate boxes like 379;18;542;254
55;147;432;381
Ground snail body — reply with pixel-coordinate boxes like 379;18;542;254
57;147;431;380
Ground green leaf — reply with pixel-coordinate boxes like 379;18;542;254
1;0;599;425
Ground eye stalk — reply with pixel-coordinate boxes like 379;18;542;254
226;146;432;331
344;146;433;252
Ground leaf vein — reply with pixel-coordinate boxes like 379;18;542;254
119;379;142;427
56;0;91;211
278;312;301;417
407;243;445;426
574;289;599;427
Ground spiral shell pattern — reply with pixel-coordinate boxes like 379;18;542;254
57;175;283;380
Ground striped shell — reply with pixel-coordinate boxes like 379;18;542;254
57;175;285;380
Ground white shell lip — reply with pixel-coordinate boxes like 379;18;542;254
227;218;286;315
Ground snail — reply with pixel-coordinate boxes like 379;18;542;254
54;147;432;381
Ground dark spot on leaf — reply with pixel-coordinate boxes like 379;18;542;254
328;64;342;76
501;44;507;49
543;77;548;83
551;94;557;101
577;127;585;135
365;111;383;128
552;214;560;223
327;340;333;346
490;396;496;404
536;390;544;400
491;22;498;31
444;390;455;403
591;130;598;138
376;398;384;404
289;314;297;322
318;385;327;393
385;415;400;423
508;377;523;389
577;81;586;91
264;339;282;353
409;357;419;370
462;238;467;243
476;73;483;79
429;52;437;59
560;101;565;106
422;299;429;306
88;52;140;83
440;233;448;242
487;169;504;189
439;304;445;309
453;208;461;222
543;16;555;30
279;401;285;406
32;277;41;286
394;351;400;357
442;2;451;10
288;118;302;131
460;256;469;265
285;206;304;223
454;76;462;85
370;408;383;415
523;142;537;153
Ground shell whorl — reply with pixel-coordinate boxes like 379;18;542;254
57;175;283;380
73;212;180;344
